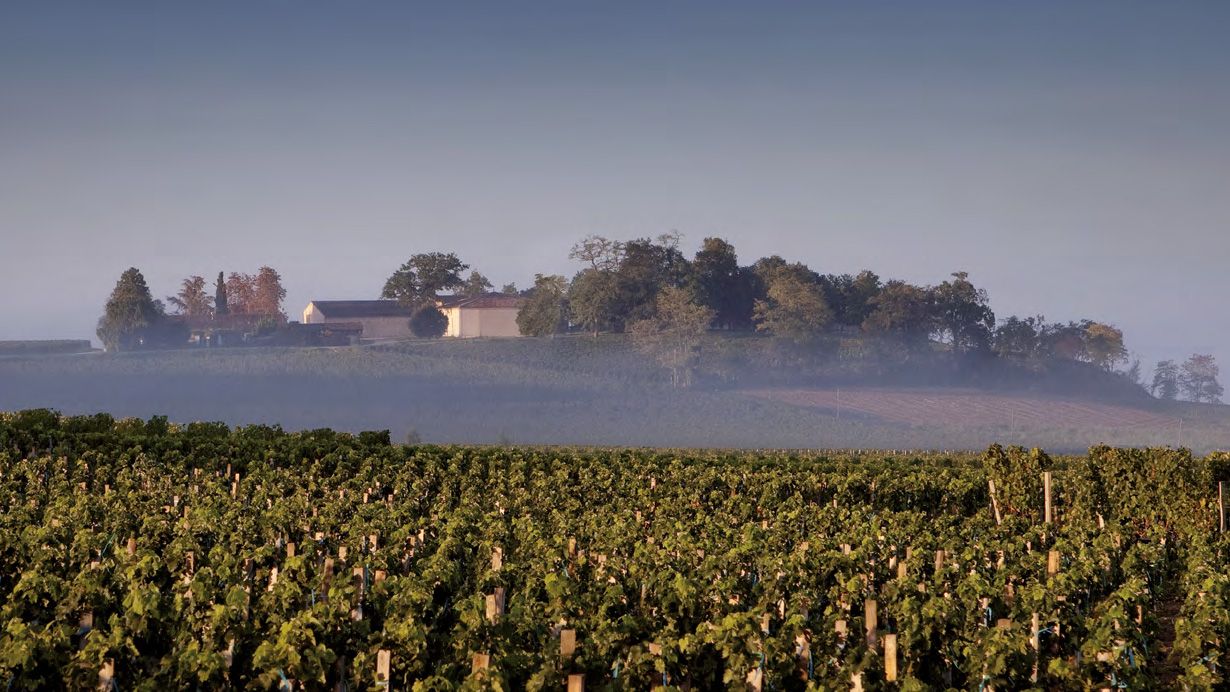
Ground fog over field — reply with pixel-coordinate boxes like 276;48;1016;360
2;338;1225;453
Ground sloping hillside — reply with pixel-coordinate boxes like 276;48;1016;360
746;388;1179;429
0;337;1225;452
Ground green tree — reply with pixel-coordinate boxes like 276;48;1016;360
1179;354;1224;403
501;283;519;295
516;274;569;337
751;256;819;289
862;280;934;346
381;252;469;304
167;276;213;317
461;271;494;297
993;316;1042;359
932;271;994;354
409;305;448;338
1151;360;1179;400
96;268;168;351
820;270;882;328
752;274;833;344
568;269;621;337
214;271;229;316
629;286;714;388
691;237;754;330
613;236;692;325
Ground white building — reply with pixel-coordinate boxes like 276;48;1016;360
302;300;416;339
302;294;525;339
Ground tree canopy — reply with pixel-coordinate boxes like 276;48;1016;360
461;271;494;297
630;286;714;388
691;237;754;330
568;268;621;337
167;276;212;317
1180;354;1224;404
516;274;569;337
382;252;469;305
753;274;833;344
96;268;171;351
862;280;934;344
932;272;994;354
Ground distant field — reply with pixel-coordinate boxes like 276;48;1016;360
0;339;94;356
747;387;1180;429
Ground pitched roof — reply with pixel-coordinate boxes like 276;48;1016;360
437;293;526;309
308;300;413;318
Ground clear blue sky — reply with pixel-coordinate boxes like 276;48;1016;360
2;2;1228;370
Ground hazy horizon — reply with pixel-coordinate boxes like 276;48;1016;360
3;2;1228;371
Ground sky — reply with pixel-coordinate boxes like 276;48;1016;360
2;1;1228;371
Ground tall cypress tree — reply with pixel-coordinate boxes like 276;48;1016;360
214;271;229;316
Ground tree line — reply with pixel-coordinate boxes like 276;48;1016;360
94;236;1222;403
485;233;1148;387
511;234;1127;359
511;233;1219;400
96;267;287;351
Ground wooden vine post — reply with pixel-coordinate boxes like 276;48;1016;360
1030;612;1041;683
864;599;878;648
1219;481;1225;533
376;650;391;689
747;665;764;691
322;558;334;599
795;633;812;681
988;479;1002;526
567;674;584;692
883;633;898;682
471;653;490;674
98;660;115;691
1043;471;1053;525
560;629;576;658
486;587;506;623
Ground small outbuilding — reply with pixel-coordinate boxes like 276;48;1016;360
437;293;525;338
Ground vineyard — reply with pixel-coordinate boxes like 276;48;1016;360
1;410;1228;690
